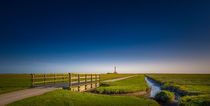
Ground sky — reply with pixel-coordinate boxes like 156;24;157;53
0;0;210;73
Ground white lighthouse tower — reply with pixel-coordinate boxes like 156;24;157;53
114;66;117;74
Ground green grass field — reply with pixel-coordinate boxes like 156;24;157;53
0;73;134;94
146;74;210;105
0;74;32;94
93;75;149;94
7;89;159;106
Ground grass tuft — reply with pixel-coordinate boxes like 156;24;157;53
155;90;175;102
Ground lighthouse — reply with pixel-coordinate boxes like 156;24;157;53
114;66;117;74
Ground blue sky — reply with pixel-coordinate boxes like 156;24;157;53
0;0;210;73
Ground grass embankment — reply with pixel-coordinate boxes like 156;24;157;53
146;74;210;105
155;90;175;102
0;74;31;94
93;75;149;94
7;89;159;106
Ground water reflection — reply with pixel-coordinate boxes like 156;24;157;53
145;76;161;97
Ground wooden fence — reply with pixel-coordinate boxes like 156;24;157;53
32;73;101;91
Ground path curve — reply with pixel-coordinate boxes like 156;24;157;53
0;75;136;105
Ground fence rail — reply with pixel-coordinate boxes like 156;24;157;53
31;73;101;91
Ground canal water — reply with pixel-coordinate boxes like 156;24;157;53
145;76;179;101
145;76;161;97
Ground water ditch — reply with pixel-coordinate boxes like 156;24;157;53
145;76;180;102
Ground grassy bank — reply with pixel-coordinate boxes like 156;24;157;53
146;74;210;105
7;89;159;106
93;75;149;94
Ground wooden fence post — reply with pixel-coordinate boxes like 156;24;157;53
95;74;97;87
31;74;34;87
44;73;46;85
54;73;56;84
63;73;65;82
91;74;93;88
78;73;80;91
69;73;72;90
85;74;87;90
99;74;101;85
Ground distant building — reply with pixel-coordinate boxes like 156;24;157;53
114;66;117;74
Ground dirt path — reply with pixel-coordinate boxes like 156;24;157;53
0;75;136;106
103;75;137;82
0;87;57;106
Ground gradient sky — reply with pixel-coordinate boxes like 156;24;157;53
1;0;210;73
